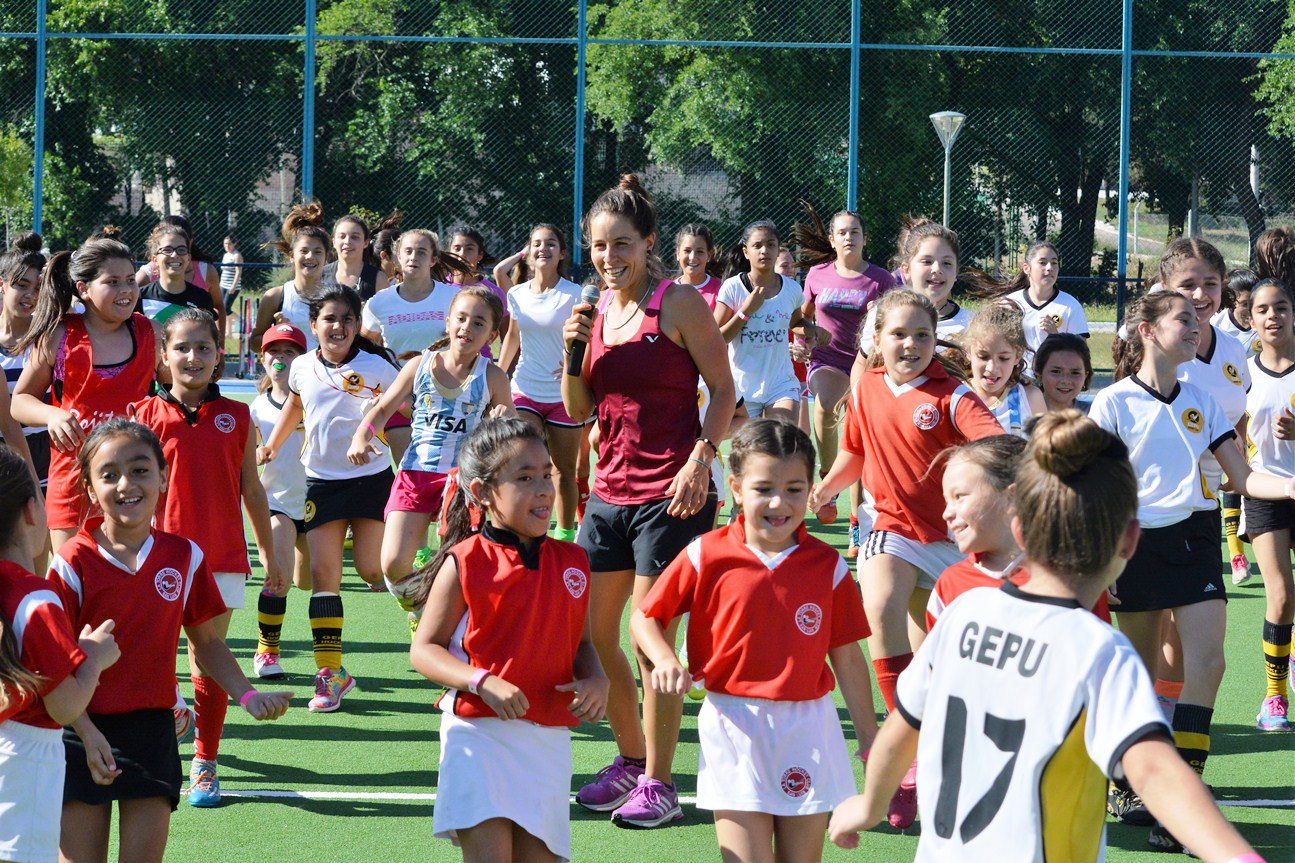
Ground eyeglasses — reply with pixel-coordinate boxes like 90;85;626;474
157;246;189;257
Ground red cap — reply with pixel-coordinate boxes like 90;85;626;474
261;323;307;353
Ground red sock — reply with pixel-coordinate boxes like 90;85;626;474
850;514;859;526
872;653;913;713
192;675;228;762
1154;679;1184;701
576;475;590;521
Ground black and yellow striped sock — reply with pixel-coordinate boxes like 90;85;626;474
309;592;344;671
256;591;287;655
1263;620;1292;699
1223;503;1244;559
1171;703;1213;776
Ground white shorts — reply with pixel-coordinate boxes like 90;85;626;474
745;382;803;418
861;532;963;591
696;692;854;816
214;572;247;610
434;712;572;862
0;720;65;863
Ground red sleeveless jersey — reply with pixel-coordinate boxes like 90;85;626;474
588;280;701;504
436;529;591;727
46;314;156;530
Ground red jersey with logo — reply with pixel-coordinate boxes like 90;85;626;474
437;528;591;727
639;518;869;700
130;389;252;574
841;362;1001;544
0;561;85;728
47;522;225;714
928;554;1112;630
589;281;702;504
46;313;157;530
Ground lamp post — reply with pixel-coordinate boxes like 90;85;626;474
930;111;966;227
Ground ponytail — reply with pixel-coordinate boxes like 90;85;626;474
790;202;866;269
18;239;134;355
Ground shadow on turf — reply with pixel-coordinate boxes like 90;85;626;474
216;753;430;792
1208;722;1295;758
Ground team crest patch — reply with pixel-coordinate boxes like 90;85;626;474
342;372;364;395
155;567;182;601
913;403;940;431
1224;363;1242;386
1049;313;1063;327
214;413;236;433
563;567;588;598
1181;408;1204;434
795;602;823;635
781;766;812;798
304;500;317;523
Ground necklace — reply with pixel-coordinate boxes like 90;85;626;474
606;280;655;330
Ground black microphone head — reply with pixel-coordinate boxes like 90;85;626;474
580;280;602;307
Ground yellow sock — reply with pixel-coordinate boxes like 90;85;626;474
1264;620;1292;699
309;593;344;671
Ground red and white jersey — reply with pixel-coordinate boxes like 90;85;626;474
437;527;591;728
130;389;251;574
842;362;1002;543
0;561;85;728
928;555;1111;631
47;522;225;714
638;518;869;701
897;582;1167;863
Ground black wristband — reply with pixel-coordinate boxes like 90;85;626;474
697;437;718;457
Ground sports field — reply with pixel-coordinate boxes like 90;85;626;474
148;507;1295;862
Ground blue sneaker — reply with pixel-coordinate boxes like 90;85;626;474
188;759;221;807
1257;694;1291;732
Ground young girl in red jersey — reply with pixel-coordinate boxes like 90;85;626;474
958;305;1046;437
48;420;289;863
809;289;1002;829
412;417;607;863
0;444;119;863
633;419;878;863
11;238;163;551
130;309;281;807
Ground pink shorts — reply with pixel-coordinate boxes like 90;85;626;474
513;392;584;428
385;469;449;517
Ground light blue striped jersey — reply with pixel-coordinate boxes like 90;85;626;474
401;352;491;474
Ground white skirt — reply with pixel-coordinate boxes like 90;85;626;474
0;719;66;863
697;692;855;816
434;712;572;861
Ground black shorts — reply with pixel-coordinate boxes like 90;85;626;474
26;429;50;488
223;289;241;315
1113;509;1226;613
63;709;181;810
269;509;307;535
578;489;717;576
304;469;393;531
1243;497;1295;539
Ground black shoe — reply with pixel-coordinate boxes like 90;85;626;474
1107;784;1153;826
1147;820;1192;856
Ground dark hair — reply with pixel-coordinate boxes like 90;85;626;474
935;434;1027;495
0;233;45;290
154;215;212;263
307;285;395;364
263;202;331;261
1033;333;1093;392
964;239;1059;300
673;224;723;279
583;174;664;283
373;210;404;271
721;220;780;280
447;225;492;270
85;224;123;243
331;213;382;270
1015;411;1137;583
427;285;507;353
413;417;548;606
507;224;571;283
78;418;167;493
1111;291;1188;381
1159;237;1227;288
18;239;135;355
0;445;42;708
729;418;815;481
224;235;238;247
791;201;866;269
163;308;220;347
146;221;192;259
892;216;961;272
1254;227;1295;287
1246;277;1294;319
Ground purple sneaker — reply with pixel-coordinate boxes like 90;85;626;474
575;756;643;812
611;775;684;829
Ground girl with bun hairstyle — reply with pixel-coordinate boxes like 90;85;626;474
830;411;1268;863
561;174;735;829
250;203;331;353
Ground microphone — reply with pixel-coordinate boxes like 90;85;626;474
566;278;602;376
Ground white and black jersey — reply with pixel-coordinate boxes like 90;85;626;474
1178;325;1249;491
288;347;400;481
1245;354;1295;479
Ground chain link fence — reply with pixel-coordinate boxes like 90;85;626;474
3;0;1295;315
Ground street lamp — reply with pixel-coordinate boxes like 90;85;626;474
930;111;966;227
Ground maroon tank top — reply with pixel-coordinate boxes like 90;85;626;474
589;280;701;505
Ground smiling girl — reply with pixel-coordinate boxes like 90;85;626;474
0;234;48;486
959;305;1046;437
250;203;331;353
321;213;389;301
1032;333;1093;413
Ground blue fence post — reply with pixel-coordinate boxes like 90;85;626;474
1115;0;1133;323
846;0;860;210
572;0;588;272
301;0;317;201
32;0;48;233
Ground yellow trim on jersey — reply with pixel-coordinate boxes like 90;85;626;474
1199;469;1216;502
1040;708;1106;863
1173;730;1211;752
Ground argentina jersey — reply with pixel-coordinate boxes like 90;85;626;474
402;353;491;474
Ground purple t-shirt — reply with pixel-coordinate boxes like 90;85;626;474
805;261;895;370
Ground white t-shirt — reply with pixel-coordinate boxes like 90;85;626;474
1178;325;1250;491
1003;288;1090;360
1211;308;1259;356
279;281;316;351
361;281;458;358
1089;376;1234;528
988;382;1034;438
858;300;975;355
288;348;401;481
507;277;581;404
1245;354;1295;480
716;274;803;404
250;392;307;519
896;581;1168;863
